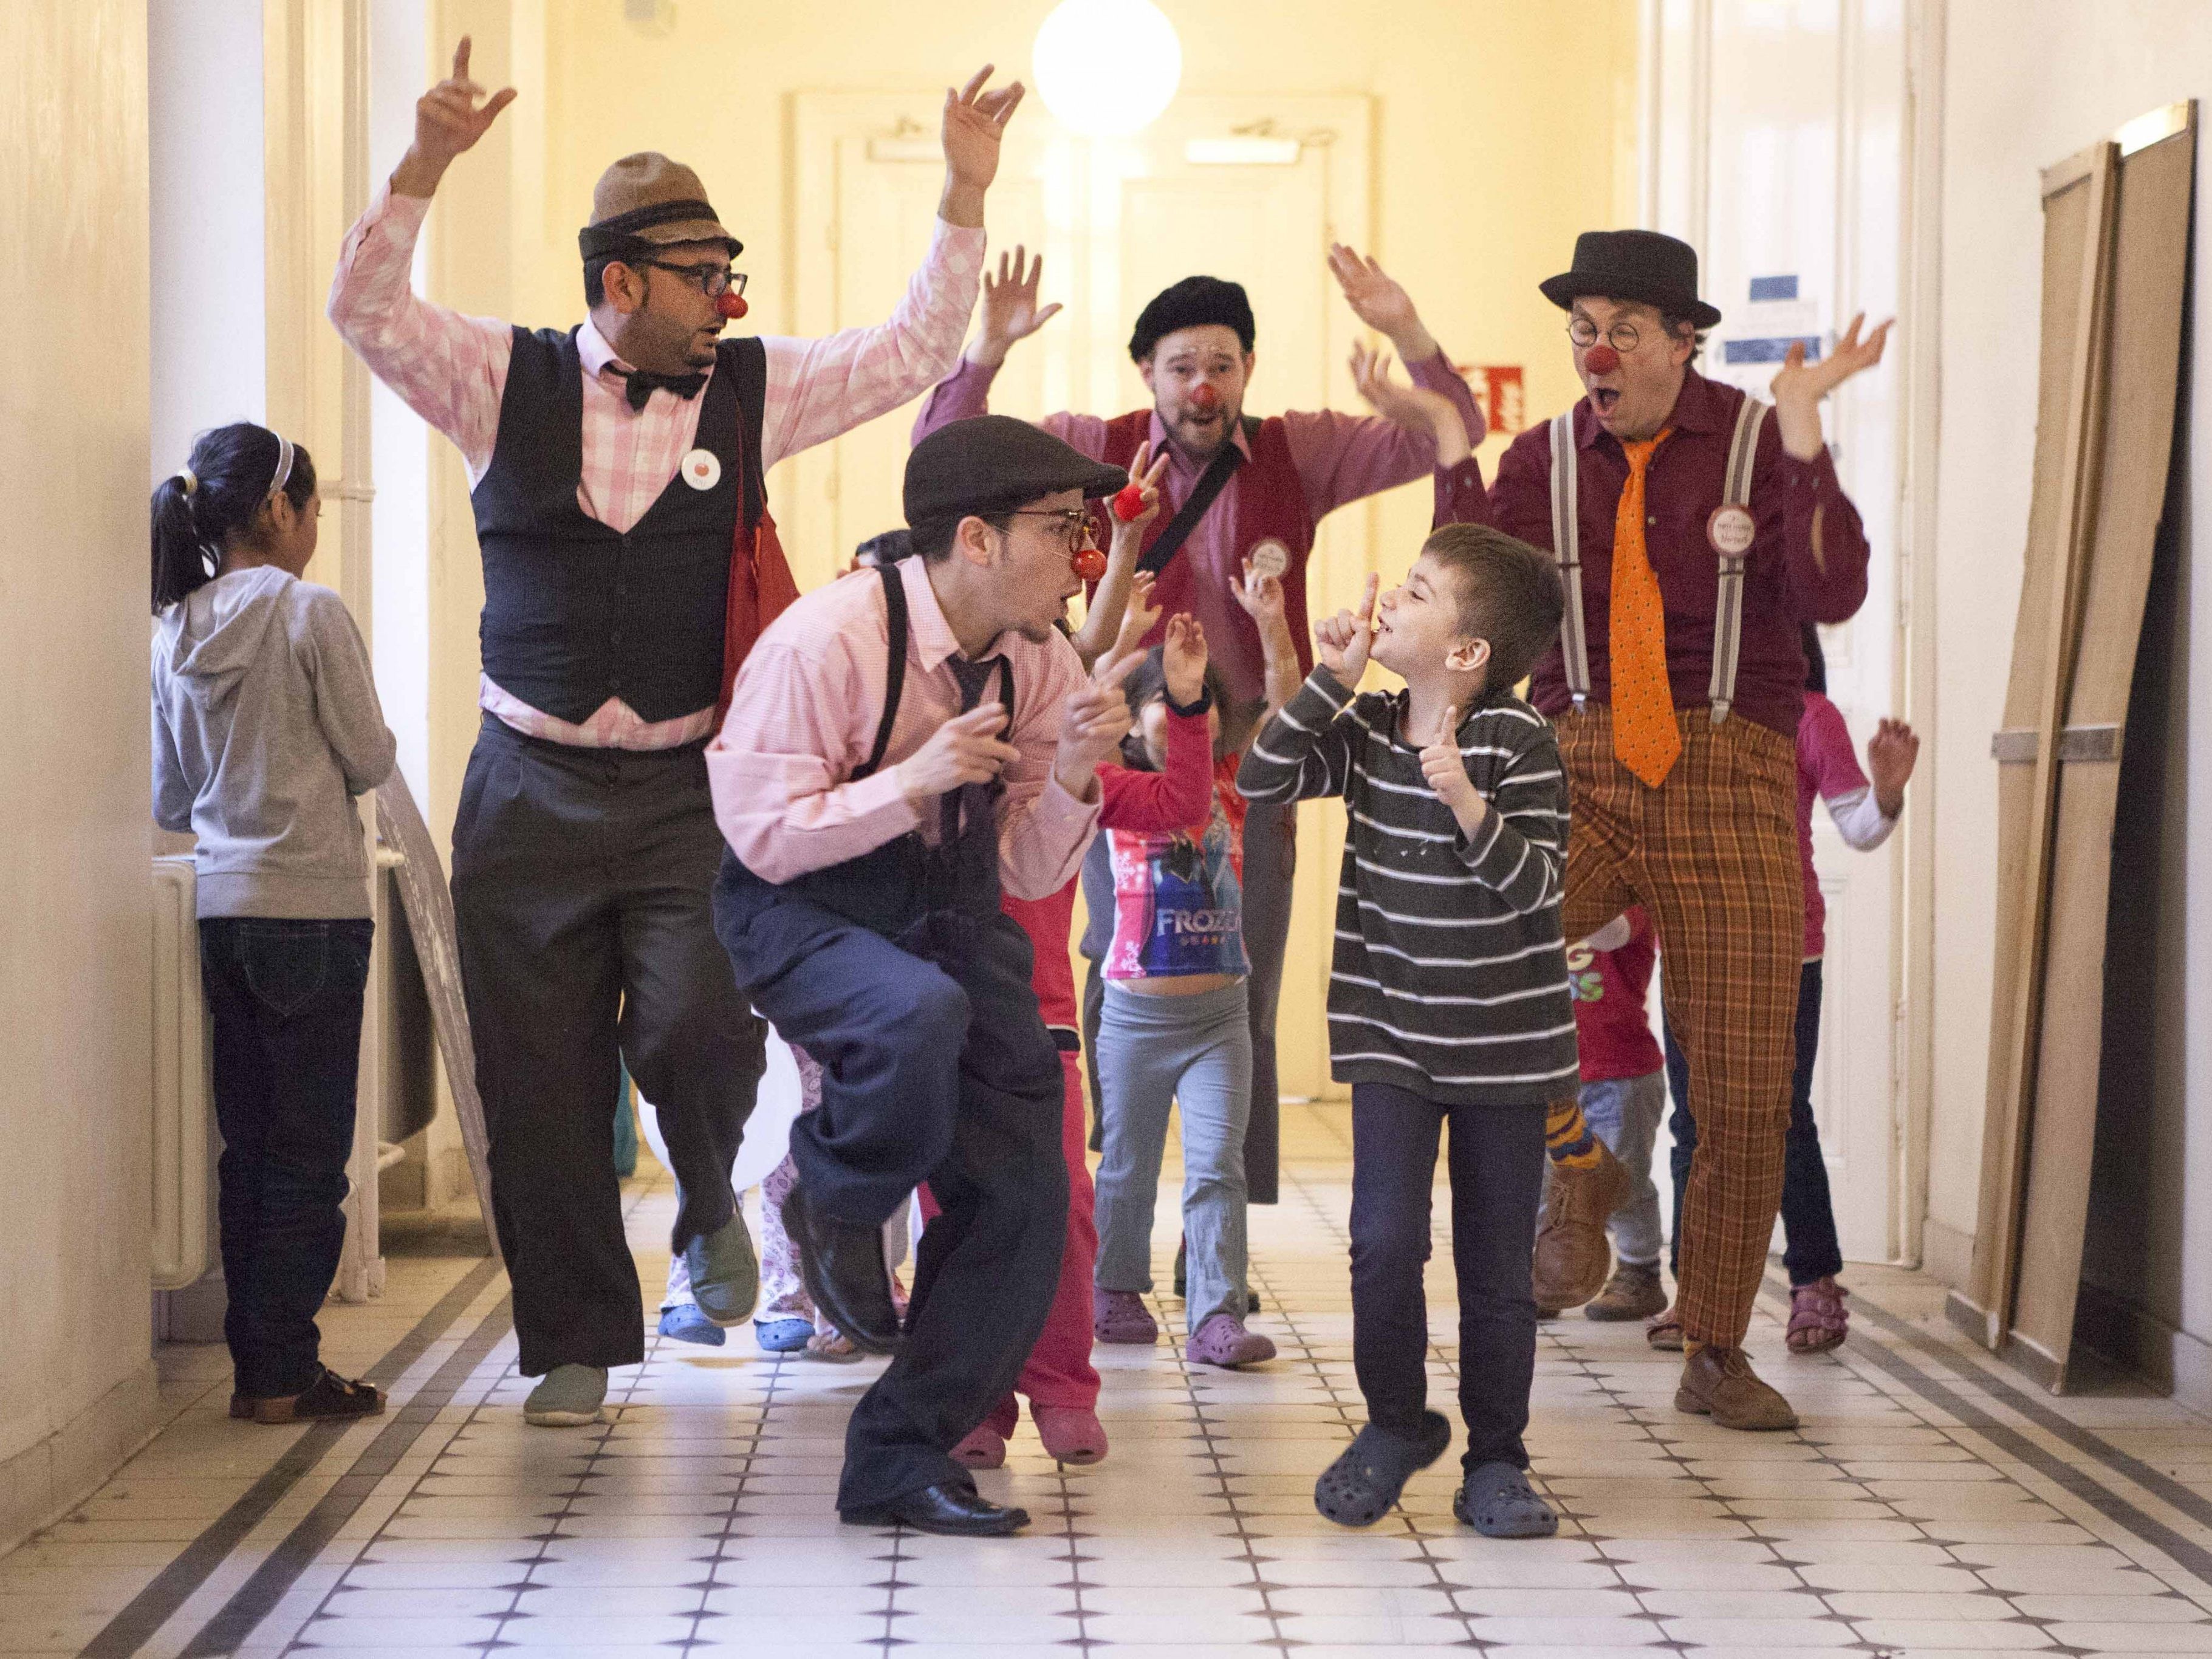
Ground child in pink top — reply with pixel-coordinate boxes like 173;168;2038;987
1663;626;1917;1352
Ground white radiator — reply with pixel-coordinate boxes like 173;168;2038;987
150;857;211;1290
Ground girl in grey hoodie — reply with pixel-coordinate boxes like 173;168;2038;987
151;422;396;1425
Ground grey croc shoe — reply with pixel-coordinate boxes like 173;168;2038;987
1313;1412;1451;1528
1454;1460;1559;1538
524;1363;608;1427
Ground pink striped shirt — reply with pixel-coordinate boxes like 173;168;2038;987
329;183;985;748
708;556;1099;900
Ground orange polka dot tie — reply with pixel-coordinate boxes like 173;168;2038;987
1610;431;1681;788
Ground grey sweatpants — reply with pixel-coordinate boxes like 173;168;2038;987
1092;980;1253;1334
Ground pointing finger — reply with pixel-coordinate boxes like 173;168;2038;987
956;64;993;106
453;35;472;82
1357;573;1379;624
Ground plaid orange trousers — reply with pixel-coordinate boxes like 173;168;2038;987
1556;705;1802;1349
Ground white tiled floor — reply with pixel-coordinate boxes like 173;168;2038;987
13;1101;2212;1657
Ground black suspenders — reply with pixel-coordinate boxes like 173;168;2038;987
847;563;1013;785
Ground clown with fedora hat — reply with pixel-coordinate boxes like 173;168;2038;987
1482;227;1890;1432
913;244;1487;1243
332;37;1026;1429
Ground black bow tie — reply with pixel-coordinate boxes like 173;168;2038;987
615;366;709;411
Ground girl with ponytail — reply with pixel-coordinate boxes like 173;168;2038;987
150;423;399;1425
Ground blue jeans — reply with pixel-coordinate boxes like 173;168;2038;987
199;917;373;1398
1093;980;1252;1333
1577;1071;1668;1268
1666;957;1841;1287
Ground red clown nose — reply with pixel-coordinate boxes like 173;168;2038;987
1582;343;1620;376
1073;545;1108;581
1112;483;1147;522
1188;382;1221;412
716;290;750;321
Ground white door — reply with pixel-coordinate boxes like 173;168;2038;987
1643;0;1909;1261
788;94;1373;1103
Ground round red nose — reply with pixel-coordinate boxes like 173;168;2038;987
1073;546;1109;581
716;292;750;321
1112;483;1147;522
1583;343;1620;376
1188;383;1220;412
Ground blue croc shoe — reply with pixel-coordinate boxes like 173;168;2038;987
657;1304;727;1347
754;1316;813;1354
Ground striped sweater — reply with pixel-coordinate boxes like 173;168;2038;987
1236;666;1579;1106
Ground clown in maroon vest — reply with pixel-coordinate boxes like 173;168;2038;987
913;250;1485;1208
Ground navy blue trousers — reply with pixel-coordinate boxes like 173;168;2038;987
713;850;1068;1513
1666;957;1841;1286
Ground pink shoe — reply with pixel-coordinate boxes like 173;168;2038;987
1034;1404;1108;1465
1093;1287;1159;1346
1787;1276;1849;1354
951;1423;1007;1469
1187;1313;1276;1369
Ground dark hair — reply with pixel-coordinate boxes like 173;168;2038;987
1801;622;1827;696
583;255;618;310
1418;522;1565;691
583;238;730;310
910;507;1020;563
1117;644;1240;768
1658;307;1709;361
151;423;317;614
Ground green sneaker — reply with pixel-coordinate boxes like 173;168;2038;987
524;1364;607;1426
684;1212;760;1327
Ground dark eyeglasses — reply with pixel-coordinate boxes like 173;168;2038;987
637;260;747;301
1005;507;1099;555
1568;315;1647;354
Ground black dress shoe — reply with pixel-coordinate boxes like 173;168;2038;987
781;1182;901;1355
842;1481;1031;1536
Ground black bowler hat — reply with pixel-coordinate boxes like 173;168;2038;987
1539;230;1722;330
903;415;1129;532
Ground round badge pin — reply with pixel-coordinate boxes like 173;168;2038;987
1248;539;1291;580
1707;504;1756;556
681;448;722;491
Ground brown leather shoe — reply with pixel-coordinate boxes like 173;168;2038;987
1586;1262;1668;1322
1674;1345;1799;1431
1532;1141;1629;1312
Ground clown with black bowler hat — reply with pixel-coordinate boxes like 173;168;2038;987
1484;227;1890;1431
708;415;1140;1534
331;37;1024;1428
914;244;1485;1222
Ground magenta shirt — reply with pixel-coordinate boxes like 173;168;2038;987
1796;692;1871;961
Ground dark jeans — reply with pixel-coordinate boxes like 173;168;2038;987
199;916;374;1400
451;716;764;1378
1666;957;1841;1287
714;850;1068;1514
1349;1081;1547;1473
1080;797;1293;1203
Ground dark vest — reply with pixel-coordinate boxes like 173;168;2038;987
1097;411;1318;697
471;328;766;726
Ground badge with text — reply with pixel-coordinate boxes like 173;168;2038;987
1247;539;1291;581
1707;504;1756;556
680;448;722;491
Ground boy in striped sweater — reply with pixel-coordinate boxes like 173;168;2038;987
1239;522;1575;1538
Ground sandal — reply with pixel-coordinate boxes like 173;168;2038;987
1645;1304;1685;1351
236;1366;386;1426
1454;1460;1558;1538
1786;1276;1849;1354
806;1328;863;1363
1313;1412;1451;1528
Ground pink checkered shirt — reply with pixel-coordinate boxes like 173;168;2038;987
330;182;985;749
707;557;1100;901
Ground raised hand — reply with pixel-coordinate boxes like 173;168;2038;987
1231;557;1287;631
1350;341;1470;465
940;64;1026;226
1771;312;1894;458
1314;573;1378;686
395;38;517;196
1111;441;1170;535
1053;649;1143;797
1328;244;1436;360
894;703;1022;806
970;246;1063;368
1162;614;1208;706
1419;705;1484;827
1109;572;1160;661
1866;716;1919;816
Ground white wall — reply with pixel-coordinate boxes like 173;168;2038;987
148;0;264;476
0;0;159;1548
1925;0;2211;1392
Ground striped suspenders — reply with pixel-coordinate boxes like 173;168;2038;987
1546;395;1769;725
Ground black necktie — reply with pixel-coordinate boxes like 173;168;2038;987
942;655;1006;844
615;367;708;411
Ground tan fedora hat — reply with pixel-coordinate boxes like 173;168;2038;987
578;152;741;259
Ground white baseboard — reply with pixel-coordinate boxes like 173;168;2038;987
1921;1216;1975;1290
0;1362;164;1556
